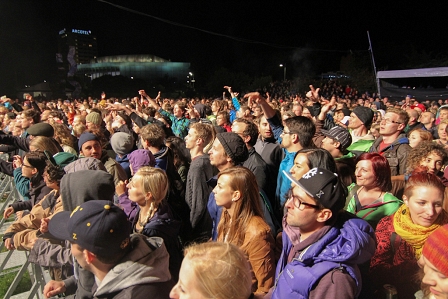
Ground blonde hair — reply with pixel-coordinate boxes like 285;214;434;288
189;122;216;153
72;123;86;138
29;136;60;155
184;242;252;299
133;166;168;204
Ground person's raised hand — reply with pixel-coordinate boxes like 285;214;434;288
244;92;265;104
115;180;127;197
306;85;321;101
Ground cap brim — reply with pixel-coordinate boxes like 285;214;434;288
320;129;331;137
48;211;71;241
282;170;314;198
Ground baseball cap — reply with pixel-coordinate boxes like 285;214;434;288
283;168;347;213
48;200;131;257
411;103;426;112
321;126;352;151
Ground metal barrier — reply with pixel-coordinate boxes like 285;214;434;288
0;175;52;299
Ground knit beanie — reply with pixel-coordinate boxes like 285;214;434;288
216;132;248;164
422;224;448;276
78;132;99;149
110;132;134;155
86;112;102;126
353;107;374;128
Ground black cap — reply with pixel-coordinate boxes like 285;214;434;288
27;123;54;137
49;200;131;258
284;168;347;213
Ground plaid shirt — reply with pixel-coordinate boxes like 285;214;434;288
159;108;190;139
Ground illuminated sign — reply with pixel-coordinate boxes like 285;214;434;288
72;29;91;35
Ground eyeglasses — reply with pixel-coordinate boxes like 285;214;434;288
22;164;34;169
286;189;320;210
380;118;402;125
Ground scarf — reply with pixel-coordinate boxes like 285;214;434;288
393;204;448;259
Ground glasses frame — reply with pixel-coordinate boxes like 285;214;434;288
380;118;402;125
286;189;320;210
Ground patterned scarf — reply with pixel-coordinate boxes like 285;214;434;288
393;204;448;259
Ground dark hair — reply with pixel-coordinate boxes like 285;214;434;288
295;148;337;173
284;116;316;148
44;162;65;185
233;118;259;147
22;109;40;124
25;151;48;185
356;153;392;191
166;136;191;168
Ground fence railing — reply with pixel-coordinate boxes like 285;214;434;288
0;174;52;299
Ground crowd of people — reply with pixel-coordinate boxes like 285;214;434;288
2;80;448;299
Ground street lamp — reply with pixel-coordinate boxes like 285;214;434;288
189;72;195;88
279;64;286;81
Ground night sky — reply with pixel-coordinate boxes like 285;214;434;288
1;0;447;95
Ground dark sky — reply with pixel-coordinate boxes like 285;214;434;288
1;0;447;94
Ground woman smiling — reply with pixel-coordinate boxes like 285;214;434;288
370;171;448;298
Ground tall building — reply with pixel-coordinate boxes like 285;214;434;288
58;28;98;64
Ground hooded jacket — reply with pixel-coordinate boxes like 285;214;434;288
92;235;174;299
370;133;411;176
271;212;376;299
131;201;182;281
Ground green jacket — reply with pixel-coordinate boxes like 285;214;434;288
347;139;374;157
345;183;403;229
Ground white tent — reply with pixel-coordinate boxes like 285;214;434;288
377;67;448;100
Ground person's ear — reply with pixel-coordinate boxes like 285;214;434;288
292;133;299;144
402;195;409;206
232;190;241;202
84;250;96;264
316;209;332;223
333;141;341;150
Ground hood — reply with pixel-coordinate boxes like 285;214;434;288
154;146;170;171
317;212;376;264
115;154;129;164
61;170;115;212
128;149;155;173
194;104;207;118
64;157;107;173
94;235;171;296
372;133;409;152
297;212;376;266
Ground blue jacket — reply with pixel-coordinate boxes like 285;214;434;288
115;154;131;179
266;114;295;206
272;212;376;299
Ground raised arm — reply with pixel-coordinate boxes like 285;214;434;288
139;90;161;110
244;92;276;119
224;86;242;112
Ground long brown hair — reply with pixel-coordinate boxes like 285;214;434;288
217;167;263;246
